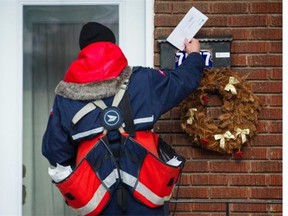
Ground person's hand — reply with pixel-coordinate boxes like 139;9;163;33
184;38;200;54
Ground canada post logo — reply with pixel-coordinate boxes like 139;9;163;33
101;107;123;130
104;110;120;126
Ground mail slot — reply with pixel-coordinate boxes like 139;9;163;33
158;36;233;69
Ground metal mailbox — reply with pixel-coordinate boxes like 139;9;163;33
159;36;233;69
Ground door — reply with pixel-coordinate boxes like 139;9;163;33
20;1;153;215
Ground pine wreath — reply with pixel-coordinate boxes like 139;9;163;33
179;67;261;158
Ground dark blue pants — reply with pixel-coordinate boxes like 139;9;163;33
100;185;168;215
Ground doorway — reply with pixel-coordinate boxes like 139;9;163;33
22;2;150;215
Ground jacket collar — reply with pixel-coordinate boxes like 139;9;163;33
55;66;132;100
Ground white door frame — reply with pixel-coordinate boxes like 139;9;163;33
0;0;154;215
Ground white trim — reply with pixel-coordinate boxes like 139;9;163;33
134;115;154;124
103;169;119;188
72;127;104;140
120;170;169;206
73;115;154;140
0;0;153;214
0;2;23;215
145;0;155;67
74;184;107;216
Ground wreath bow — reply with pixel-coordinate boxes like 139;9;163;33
224;76;240;95
214;131;235;149
187;108;197;124
235;128;250;144
180;68;261;157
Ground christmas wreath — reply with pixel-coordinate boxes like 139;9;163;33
179;67;261;158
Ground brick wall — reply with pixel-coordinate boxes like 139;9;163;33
153;1;282;215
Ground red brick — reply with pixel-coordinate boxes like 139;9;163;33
174;146;191;159
230;174;267;186
250;2;282;14
191;148;231;160
250;187;282;199
170;202;223;214
210;161;249;173
248;55;282;67
250;161;282;173
251;134;282;147
269;121;282;133
153;1;283;214
191;174;229;186
154;120;183;133
205;94;222;106
251;82;282;93
231;29;251;40
184;161;209;172
231;55;247;66
257;121;282;133
205;28;242;40
178;3;210;14
170;134;191;145
154;14;183;27
211;3;248;14
205;16;230;27
154;2;172;13
159;134;171;144
258;108;282;120
270;95;282;106
241;147;268;160
230;15;268;27
190;202;225;212
269;148;282;160
210;187;249;199
170;202;194;212
159;110;171;119
269;15;282;27
255;121;270;133
232;68;269;80
231;41;269;53
269;41;282;53
269;203;283;213
269;68;282;80
250;29;282;40
154;53;160;66
178;173;191;186
171;107;181;119
232;203;267;212
257;95;268;107
154;27;172;39
177;187;209;199
268;174;282;186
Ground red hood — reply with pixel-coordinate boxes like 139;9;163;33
64;42;128;83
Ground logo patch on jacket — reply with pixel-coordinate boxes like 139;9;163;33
100;107;124;130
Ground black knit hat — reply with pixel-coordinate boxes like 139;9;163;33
79;22;116;50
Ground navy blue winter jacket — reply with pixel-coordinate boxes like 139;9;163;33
42;51;204;166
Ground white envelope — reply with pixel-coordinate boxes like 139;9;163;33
167;7;208;50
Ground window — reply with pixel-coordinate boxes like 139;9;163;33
23;5;119;215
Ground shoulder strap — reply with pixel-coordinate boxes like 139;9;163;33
72;79;135;136
72;79;129;125
119;91;136;137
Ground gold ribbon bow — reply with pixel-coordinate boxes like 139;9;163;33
186;108;197;125
224;76;240;95
235;128;250;144
214;131;235;149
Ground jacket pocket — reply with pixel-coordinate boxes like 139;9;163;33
120;137;185;208
54;140;118;216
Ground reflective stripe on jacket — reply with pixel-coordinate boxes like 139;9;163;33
56;131;183;215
